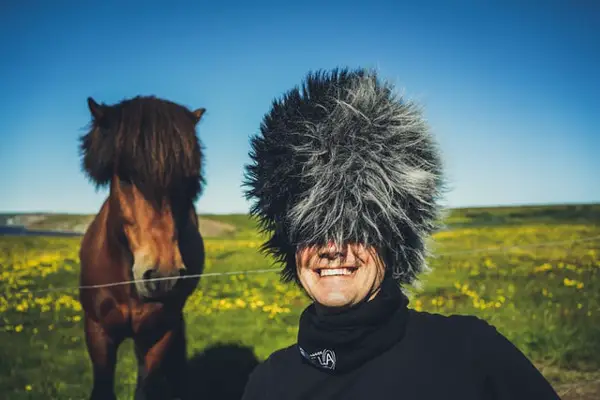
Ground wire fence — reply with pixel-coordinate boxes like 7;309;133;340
2;234;599;296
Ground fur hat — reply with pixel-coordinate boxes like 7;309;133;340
243;67;446;286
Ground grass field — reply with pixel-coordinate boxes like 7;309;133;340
1;204;599;399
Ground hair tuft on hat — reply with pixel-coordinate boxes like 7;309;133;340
243;67;447;286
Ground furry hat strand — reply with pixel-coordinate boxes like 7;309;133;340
244;67;446;286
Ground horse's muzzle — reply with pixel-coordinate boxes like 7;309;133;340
137;268;186;298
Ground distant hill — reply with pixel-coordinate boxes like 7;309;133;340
1;203;598;239
0;213;242;238
441;203;600;228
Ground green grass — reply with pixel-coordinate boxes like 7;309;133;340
1;204;599;398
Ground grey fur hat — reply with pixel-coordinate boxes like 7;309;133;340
243;67;446;286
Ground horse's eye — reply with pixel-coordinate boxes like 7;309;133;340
118;229;129;246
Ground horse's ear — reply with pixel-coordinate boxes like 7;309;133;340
192;108;206;124
87;97;105;120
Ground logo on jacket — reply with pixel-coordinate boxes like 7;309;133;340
299;346;337;370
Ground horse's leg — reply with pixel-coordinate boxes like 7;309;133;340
84;315;120;400
162;317;189;399
134;316;188;400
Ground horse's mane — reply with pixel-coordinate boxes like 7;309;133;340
79;95;205;205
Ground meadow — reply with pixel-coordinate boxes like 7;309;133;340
1;204;599;399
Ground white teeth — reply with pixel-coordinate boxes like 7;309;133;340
319;268;355;277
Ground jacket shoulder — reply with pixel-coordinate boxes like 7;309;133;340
407;310;559;399
406;309;491;341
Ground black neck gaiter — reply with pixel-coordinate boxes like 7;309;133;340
297;278;410;374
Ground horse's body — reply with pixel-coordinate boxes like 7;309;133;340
78;96;206;399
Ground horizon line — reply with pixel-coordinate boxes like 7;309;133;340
1;200;599;216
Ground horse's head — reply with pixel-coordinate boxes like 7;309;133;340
80;96;206;299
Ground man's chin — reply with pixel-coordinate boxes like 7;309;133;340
314;291;355;310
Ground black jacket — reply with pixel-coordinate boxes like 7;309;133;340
241;310;561;399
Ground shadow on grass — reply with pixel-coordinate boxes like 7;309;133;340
186;343;260;399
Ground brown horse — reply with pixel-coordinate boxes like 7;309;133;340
78;95;206;400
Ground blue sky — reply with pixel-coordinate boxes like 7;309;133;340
1;0;598;214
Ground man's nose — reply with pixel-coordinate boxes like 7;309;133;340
318;242;347;260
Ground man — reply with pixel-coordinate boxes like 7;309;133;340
241;67;560;399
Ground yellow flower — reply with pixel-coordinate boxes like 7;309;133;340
25;385;32;391
413;299;423;311
534;263;552;273
563;278;575;287
235;298;247;308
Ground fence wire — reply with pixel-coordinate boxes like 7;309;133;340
2;234;599;295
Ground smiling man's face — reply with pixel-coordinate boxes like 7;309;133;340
295;242;386;310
